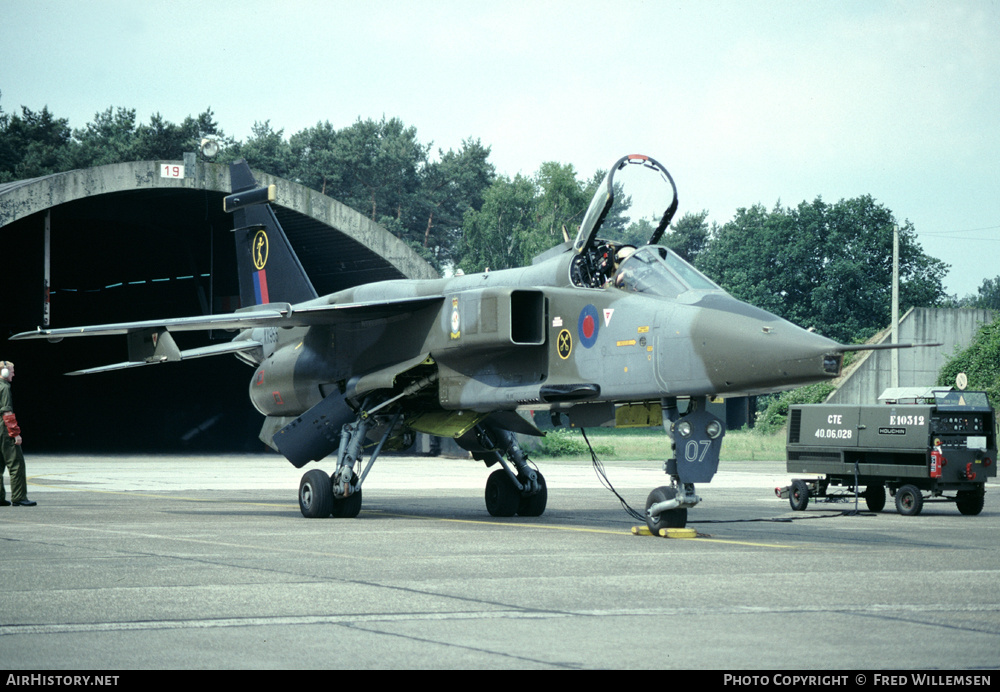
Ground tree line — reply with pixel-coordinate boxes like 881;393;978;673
1;94;992;346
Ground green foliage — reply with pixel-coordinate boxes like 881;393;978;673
0;102;73;182
0;96;234;184
534;429;614;458
68;106;231;170
530;427;786;461
534;162;590;246
242;117;494;273
457;173;538;273
232;120;291;178
417;138;496;269
936;318;1000;404
0;95;494;275
695;196;949;343
755;382;836;434
975;277;1000;310
457;161;635;273
662;210;710;263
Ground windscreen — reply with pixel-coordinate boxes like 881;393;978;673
614;246;721;296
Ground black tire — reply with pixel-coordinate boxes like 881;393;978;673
517;470;547;517
485;469;519;517
299;469;333;518
331;490;363;518
864;484;886;513
789;479;810;511
330;472;362;518
645;486;688;534
895;484;923;516
956;487;985;516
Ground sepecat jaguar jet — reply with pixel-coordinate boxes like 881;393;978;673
13;154;892;532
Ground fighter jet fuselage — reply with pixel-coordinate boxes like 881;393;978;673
243;246;843;423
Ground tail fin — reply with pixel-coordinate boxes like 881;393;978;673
226;160;318;307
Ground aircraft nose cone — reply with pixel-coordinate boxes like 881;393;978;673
689;294;842;394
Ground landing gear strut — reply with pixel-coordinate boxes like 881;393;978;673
297;405;402;519
644;397;725;532
464;423;547;518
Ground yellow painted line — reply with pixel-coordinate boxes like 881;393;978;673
691;537;805;549
369;511;803;547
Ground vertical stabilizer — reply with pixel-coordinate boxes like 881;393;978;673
226;160;318;307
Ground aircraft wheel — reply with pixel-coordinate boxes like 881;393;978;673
789;480;810;511
299;469;333;518
645;486;687;534
864;484;886;512
332;489;363;518
517;470;547;517
331;473;362;518
895;484;923;516
485;469;519;517
956;488;985;516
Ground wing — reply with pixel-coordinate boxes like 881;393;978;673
11;296;444;375
11;306;293;341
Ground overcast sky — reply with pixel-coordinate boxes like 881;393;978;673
2;0;997;297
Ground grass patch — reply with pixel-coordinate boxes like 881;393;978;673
530;426;786;462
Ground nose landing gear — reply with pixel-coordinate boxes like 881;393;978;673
644;397;725;531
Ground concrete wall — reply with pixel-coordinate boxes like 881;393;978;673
827;307;995;405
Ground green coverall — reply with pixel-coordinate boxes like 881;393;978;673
0;378;27;503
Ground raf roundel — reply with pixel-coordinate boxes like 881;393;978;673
578;304;600;348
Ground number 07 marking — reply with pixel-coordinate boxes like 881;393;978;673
684;440;712;463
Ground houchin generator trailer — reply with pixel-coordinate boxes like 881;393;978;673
778;389;996;516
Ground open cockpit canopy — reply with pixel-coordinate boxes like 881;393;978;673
571;154;711;294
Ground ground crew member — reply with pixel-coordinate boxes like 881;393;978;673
0;360;36;507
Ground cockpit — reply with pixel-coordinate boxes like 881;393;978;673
570;242;721;298
613;245;721;297
568;154;722;299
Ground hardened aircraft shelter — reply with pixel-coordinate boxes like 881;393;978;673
0;156;437;451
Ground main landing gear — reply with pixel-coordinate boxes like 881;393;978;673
296;405;548;519
298;405;402;519
460;422;547;518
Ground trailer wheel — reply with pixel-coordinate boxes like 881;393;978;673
895;484;923;516
956;488;985;516
864;484;886;512
789;479;810;511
